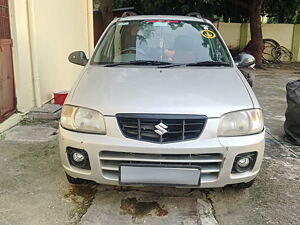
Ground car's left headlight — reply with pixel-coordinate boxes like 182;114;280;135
60;105;106;134
218;109;264;137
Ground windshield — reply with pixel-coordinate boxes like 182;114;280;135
92;20;232;65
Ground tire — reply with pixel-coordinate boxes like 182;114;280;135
232;179;255;189
239;69;254;87
65;173;90;184
262;39;281;64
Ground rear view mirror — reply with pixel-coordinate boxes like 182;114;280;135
68;51;88;66
235;53;255;68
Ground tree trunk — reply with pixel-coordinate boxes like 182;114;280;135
278;8;285;23
246;0;264;68
99;0;113;29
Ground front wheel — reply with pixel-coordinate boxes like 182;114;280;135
65;173;91;184
232;179;256;189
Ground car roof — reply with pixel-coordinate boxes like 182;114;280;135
117;15;212;24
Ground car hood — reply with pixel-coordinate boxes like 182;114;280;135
68;66;253;117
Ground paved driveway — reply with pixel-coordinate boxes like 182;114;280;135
0;64;299;225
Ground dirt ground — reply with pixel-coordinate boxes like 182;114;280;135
0;63;299;225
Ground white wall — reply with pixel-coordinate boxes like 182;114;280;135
246;24;294;50
214;22;295;54
30;0;93;104
217;22;241;49
9;0;93;111
9;0;35;112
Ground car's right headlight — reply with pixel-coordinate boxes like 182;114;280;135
218;109;264;137
60;105;106;134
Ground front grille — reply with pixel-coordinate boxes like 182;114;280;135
99;151;223;183
116;114;207;143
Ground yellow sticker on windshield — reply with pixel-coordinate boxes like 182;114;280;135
201;30;216;39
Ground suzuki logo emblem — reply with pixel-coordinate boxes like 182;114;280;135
154;123;168;136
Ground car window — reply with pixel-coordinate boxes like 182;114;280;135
92;20;231;65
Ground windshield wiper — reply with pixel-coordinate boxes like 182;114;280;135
104;60;172;67
158;63;183;68
185;61;231;67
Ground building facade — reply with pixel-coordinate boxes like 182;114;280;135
0;0;93;132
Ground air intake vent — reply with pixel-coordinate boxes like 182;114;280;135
99;151;222;183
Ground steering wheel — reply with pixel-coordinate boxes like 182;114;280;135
121;47;147;57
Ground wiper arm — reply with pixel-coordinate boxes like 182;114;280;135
185;61;231;67
158;63;183;68
104;60;172;67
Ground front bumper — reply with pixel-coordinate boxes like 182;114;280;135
59;117;265;188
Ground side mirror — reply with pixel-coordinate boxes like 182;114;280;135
235;53;255;68
68;51;88;66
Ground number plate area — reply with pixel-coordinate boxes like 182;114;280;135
119;164;201;187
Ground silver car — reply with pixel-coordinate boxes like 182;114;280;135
60;15;265;188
